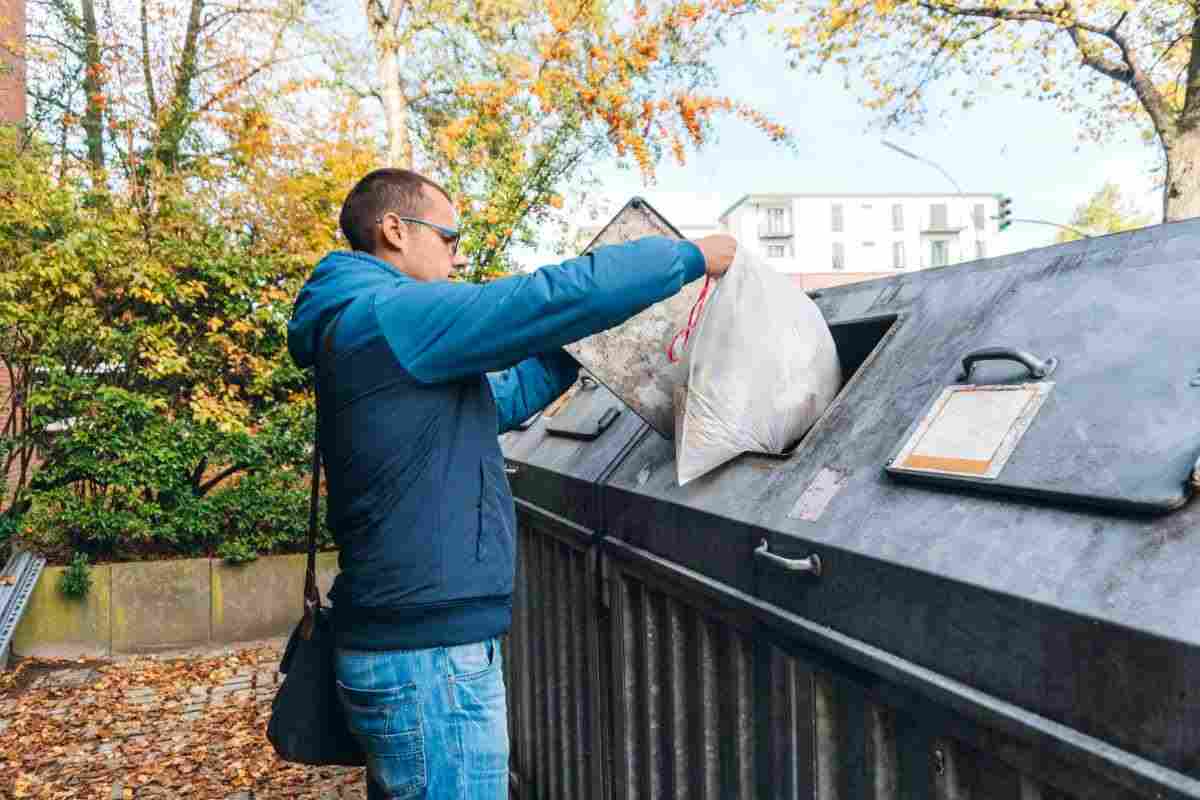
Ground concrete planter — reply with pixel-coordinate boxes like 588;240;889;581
13;552;340;658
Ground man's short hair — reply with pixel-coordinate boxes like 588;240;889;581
339;168;454;253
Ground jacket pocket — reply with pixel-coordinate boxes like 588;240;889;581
477;459;515;570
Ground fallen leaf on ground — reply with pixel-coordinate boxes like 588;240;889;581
0;645;366;798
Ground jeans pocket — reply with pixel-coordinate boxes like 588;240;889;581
337;681;426;798
447;638;495;683
450;660;509;780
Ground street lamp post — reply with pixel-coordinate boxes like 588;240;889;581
1008;218;1091;239
882;141;963;194
882;140;977;266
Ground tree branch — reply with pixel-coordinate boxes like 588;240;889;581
25;32;84;58
190;456;208;491
1097;12;1174;141
1182;14;1200;125
197;463;247;495
157;0;205;170
140;0;158;119
80;0;105;171
193;53;311;115
917;2;1175;145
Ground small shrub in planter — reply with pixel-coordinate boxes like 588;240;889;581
0;508;20;565
217;538;260;565
59;553;92;599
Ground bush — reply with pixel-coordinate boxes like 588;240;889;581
58;553;92;599
0;133;331;565
0;508;20;565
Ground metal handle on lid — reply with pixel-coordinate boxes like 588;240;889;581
755;539;822;576
960;347;1057;381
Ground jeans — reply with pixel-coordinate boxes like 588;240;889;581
335;637;510;800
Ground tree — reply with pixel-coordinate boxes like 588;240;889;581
26;0;319;184
365;0;415;167
354;0;790;277
1055;182;1152;242
784;2;1200;222
0;129;345;561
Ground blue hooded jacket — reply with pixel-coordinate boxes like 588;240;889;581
287;237;705;650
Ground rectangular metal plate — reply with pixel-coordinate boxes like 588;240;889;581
563;198;693;438
545;385;623;441
891;383;1051;479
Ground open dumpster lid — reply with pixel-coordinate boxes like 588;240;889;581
563;196;700;438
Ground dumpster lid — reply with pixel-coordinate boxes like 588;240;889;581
883;266;1200;514
563;196;696;438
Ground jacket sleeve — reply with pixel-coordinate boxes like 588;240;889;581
488;349;580;434
374;237;706;384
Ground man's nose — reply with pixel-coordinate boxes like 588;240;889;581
453;251;469;269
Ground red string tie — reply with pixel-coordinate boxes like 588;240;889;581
666;276;712;364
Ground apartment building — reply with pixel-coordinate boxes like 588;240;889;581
719;193;1003;288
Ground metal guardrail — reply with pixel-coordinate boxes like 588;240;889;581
504;508;1200;800
0;549;45;670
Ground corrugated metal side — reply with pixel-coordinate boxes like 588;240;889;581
506;519;1158;799
506;513;604;800
608;563;757;800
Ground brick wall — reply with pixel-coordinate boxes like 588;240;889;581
1;365;19;505
0;0;24;126
1;0;22;503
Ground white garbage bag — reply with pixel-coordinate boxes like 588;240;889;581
675;244;843;485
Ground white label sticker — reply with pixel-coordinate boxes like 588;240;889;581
789;467;849;521
893;382;1052;479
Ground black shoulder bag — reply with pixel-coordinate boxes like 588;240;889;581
267;314;365;767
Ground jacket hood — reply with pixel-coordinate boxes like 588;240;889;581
287;250;407;369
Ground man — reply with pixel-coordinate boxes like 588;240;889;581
287;168;735;799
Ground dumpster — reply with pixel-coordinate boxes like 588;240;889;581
501;199;1200;799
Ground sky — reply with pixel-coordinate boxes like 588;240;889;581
328;7;1165;269
519;16;1164;268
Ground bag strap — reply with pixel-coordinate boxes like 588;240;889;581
301;309;345;640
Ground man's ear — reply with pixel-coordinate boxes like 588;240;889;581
378;213;407;253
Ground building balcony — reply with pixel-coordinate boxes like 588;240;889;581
920;220;967;235
758;225;794;239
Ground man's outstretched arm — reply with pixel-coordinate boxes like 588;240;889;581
375;236;734;385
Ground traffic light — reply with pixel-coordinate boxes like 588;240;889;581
997;195;1013;231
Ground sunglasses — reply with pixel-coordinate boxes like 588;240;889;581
378;213;461;255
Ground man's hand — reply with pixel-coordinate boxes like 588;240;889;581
692;235;737;278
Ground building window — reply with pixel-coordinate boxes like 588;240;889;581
892;203;904;231
930;204;948;230
766;206;787;234
768;244;786;258
893;241;906;269
832;242;845;270
931;240;949;267
831;203;844;233
862;241;876;247
975;240;986;260
973;203;986;231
